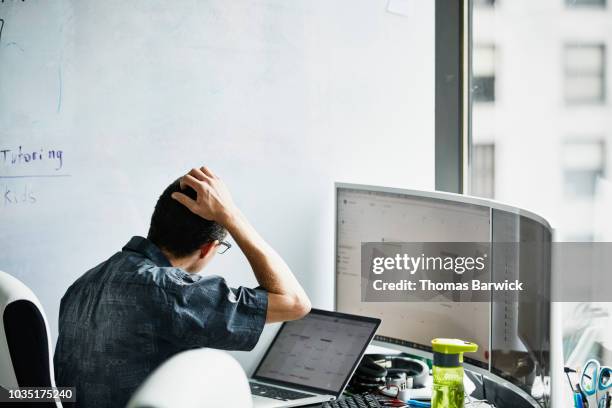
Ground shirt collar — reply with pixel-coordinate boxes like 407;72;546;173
122;236;172;267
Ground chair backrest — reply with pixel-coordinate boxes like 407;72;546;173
0;271;61;407
126;348;252;408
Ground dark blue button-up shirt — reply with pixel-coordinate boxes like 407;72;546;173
54;236;268;408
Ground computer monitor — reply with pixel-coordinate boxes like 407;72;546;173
491;209;552;387
334;183;552;395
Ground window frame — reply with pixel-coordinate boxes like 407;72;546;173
435;0;471;194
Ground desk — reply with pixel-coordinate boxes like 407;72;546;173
295;344;535;408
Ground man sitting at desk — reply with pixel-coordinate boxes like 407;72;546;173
54;166;311;408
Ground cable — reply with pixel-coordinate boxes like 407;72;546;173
378;384;400;397
565;367;578;393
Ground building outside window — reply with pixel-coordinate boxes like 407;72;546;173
473;44;496;103
474;0;496;7
564;44;606;105
471;0;612;388
566;0;607;8
563;138;606;199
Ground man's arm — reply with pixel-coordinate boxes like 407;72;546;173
172;166;311;323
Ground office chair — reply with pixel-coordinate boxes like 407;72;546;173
0;270;62;407
126;348;252;408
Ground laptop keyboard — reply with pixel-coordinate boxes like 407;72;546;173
321;394;382;408
250;382;314;401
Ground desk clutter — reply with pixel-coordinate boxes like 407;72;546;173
315;352;496;408
315;393;494;408
351;354;430;392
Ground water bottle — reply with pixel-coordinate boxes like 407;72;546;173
431;338;478;408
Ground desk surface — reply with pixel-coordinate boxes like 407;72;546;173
293;343;493;408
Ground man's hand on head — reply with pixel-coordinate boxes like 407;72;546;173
173;166;311;324
171;166;237;226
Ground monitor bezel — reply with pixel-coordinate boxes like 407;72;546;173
252;308;381;397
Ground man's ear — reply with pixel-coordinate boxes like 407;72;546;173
199;241;218;259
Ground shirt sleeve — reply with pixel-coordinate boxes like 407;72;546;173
159;270;268;351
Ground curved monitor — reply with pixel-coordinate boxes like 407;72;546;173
334;183;552;398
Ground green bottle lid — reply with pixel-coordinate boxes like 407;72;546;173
431;338;478;366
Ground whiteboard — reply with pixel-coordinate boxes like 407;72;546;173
0;0;434;372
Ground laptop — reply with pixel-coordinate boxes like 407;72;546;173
250;309;381;408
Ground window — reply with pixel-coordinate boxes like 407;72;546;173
471;143;495;198
564;44;606;104
566;0;606;7
473;45;496;103
563;139;606;198
470;0;612;384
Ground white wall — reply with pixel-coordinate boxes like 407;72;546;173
0;0;434;371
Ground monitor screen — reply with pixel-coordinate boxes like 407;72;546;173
335;186;492;367
253;309;380;395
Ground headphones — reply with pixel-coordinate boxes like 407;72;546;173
351;353;429;393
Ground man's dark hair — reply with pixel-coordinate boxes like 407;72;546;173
147;178;227;258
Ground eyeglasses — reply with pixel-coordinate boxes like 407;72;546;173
217;240;232;254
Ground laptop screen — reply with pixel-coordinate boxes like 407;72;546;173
252;309;381;396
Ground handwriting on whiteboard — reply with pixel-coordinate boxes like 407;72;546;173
1;183;36;206
0;146;67;207
0;146;64;171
